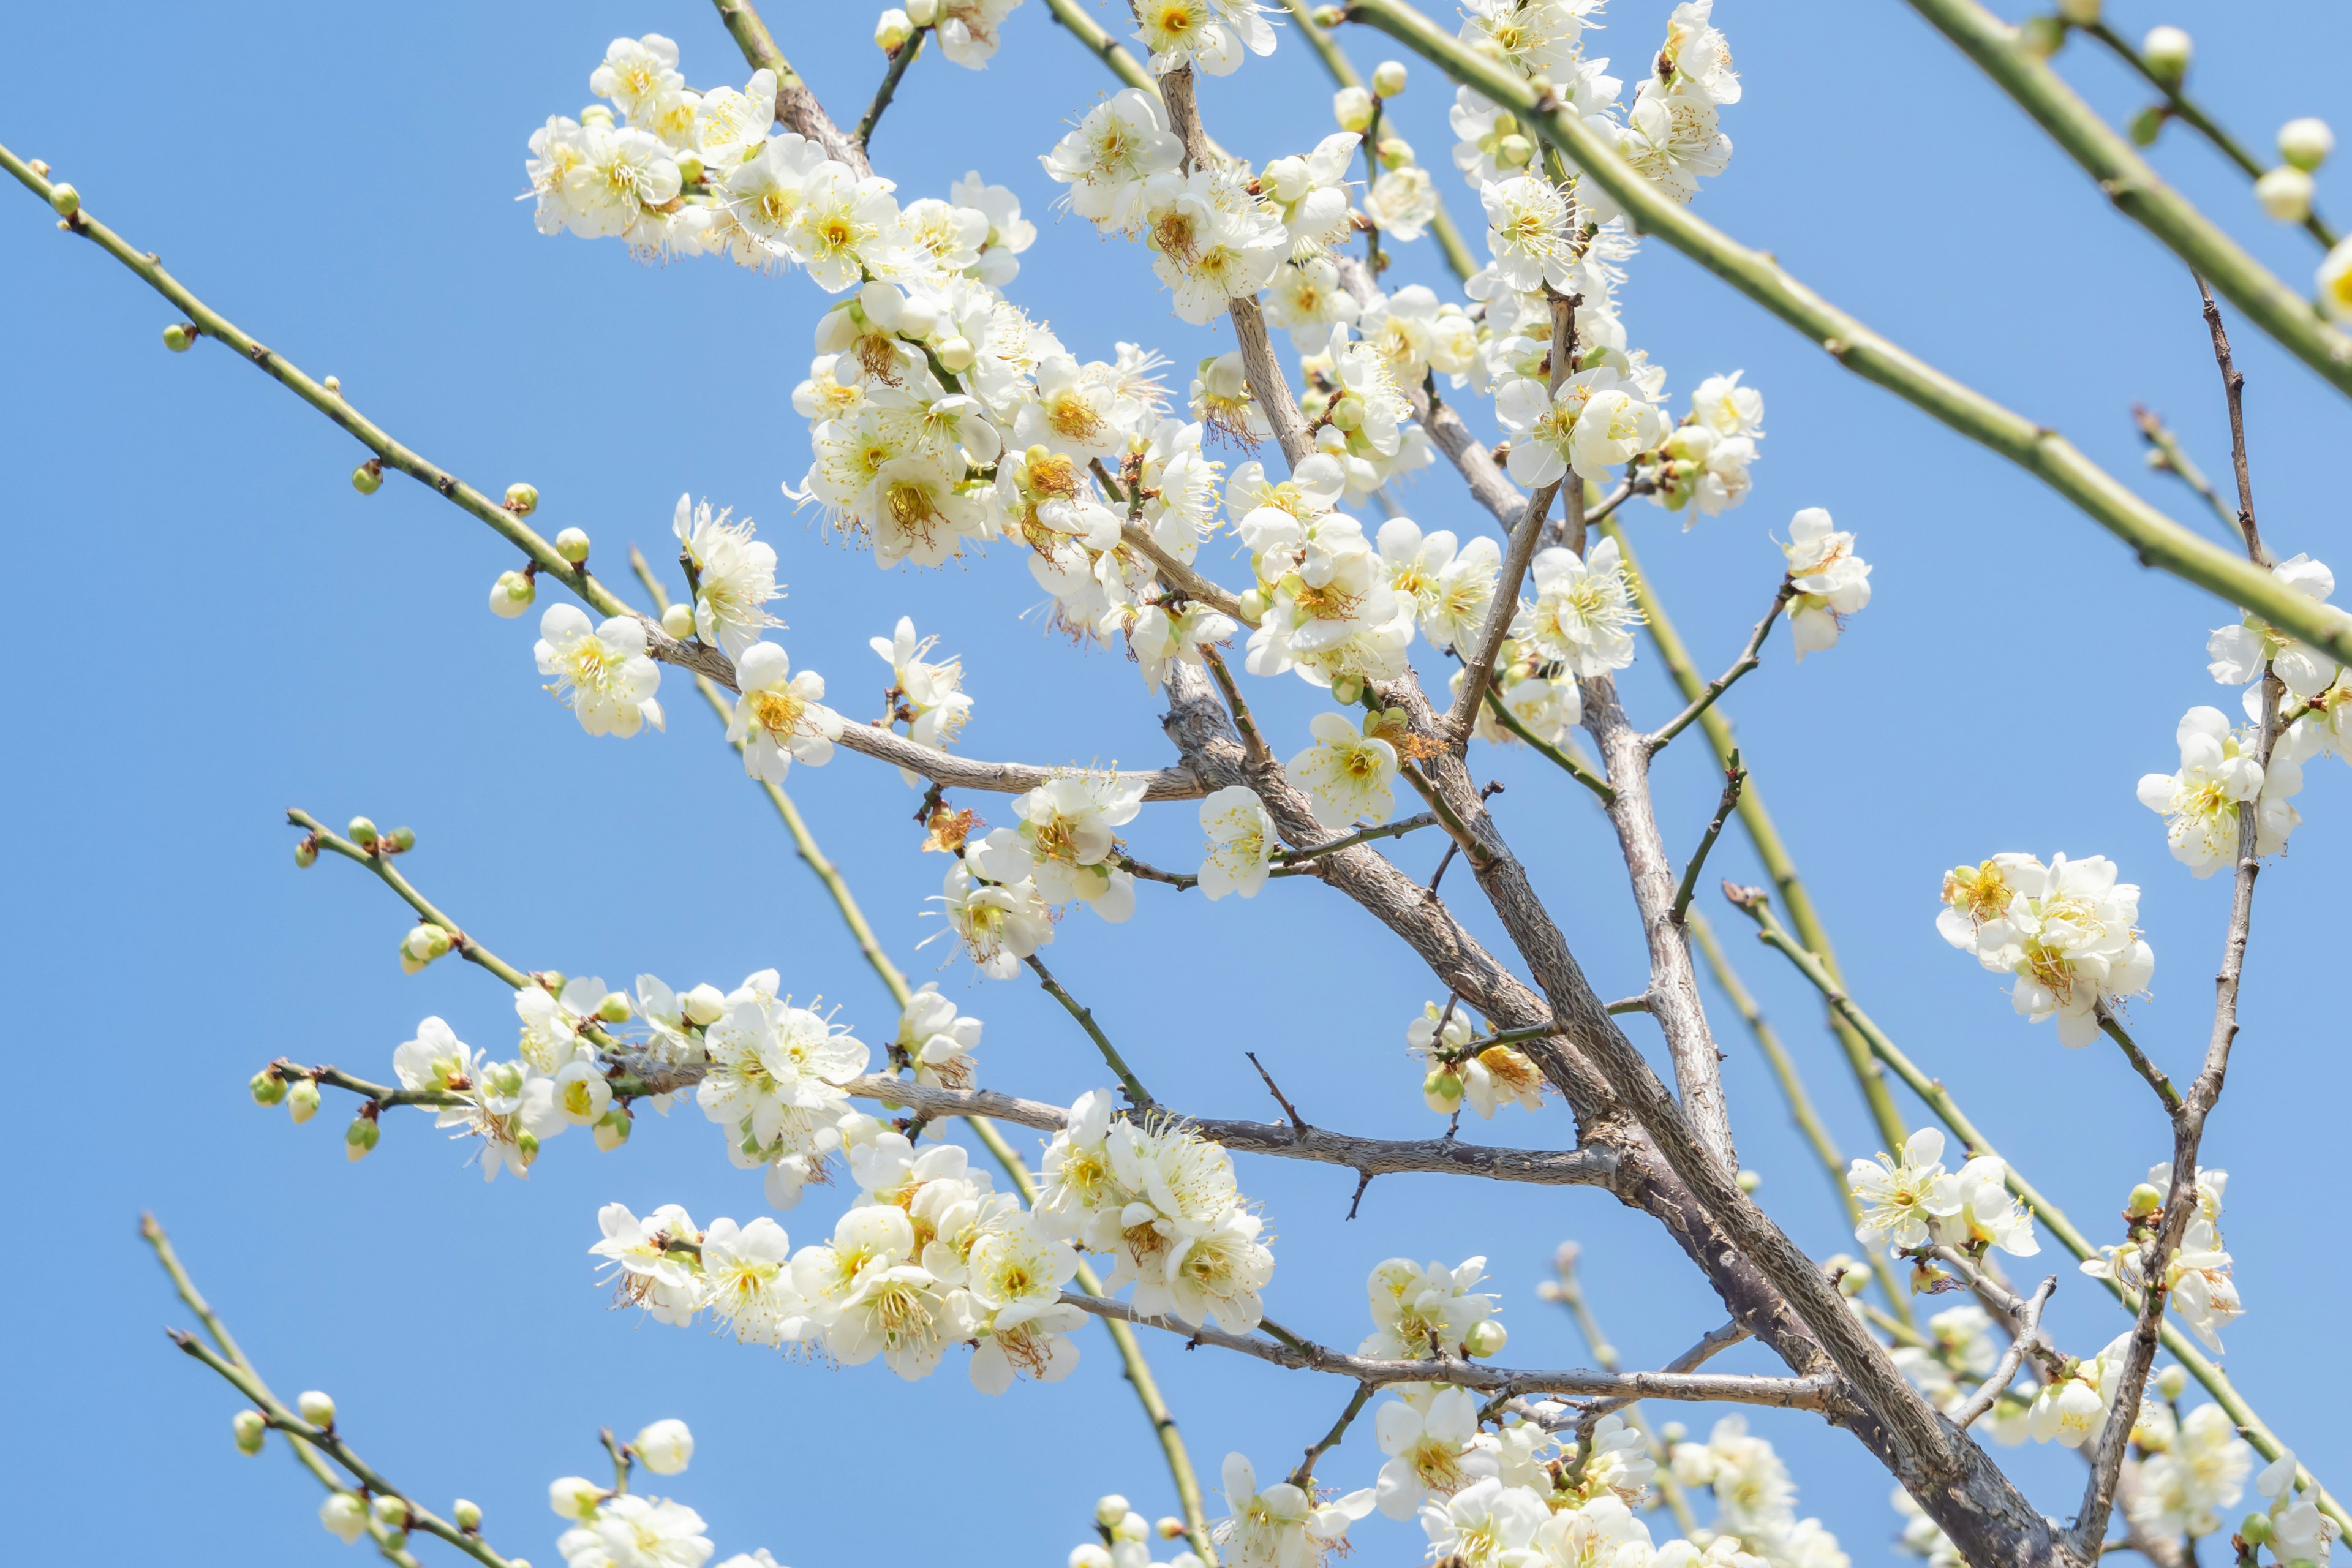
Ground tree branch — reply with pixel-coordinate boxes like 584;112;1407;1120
1646;584;1793;752
1954;1276;2057;1431
854;29;926;148
1671;756;1746;926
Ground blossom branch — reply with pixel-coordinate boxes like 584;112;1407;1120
1645;583;1793;752
708;0;869;172
1270;810;1444;866
1289;1382;1377;1487
1480;686;1616;804
1058;1292;1838;1409
1332;6;2352;667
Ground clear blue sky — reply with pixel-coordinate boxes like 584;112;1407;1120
6;2;2348;1562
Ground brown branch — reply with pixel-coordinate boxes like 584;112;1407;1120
2195;276;2265;563
1646;582;1794;752
1954;1276;2057;1431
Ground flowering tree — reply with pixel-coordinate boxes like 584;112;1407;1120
15;1;2352;1566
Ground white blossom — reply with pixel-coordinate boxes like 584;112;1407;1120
1781;508;1871;660
535;605;665;737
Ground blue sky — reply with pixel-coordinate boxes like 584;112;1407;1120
6;1;2350;1562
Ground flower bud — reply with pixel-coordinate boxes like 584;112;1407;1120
453;1500;483;1533
1660;1421;1687;1444
682;983;727;1025
2141;25;2191;84
1333;86;1374;133
1423;1068;1464;1102
875;8;913;51
549;1477;603;1521
935;334;976;372
555;527;592;564
597;992;634;1023
298;1390;337;1428
1464;1319;1509;1357
1378;137;1415;170
1311;5;1344;24
1156;1518;1186;1541
2018;15;2066;57
1735;1167;1763;1193
371;1495;410;1529
49;181;81;217
1200;352;1248;399
251;1069;288;1107
162;322;195;352
2156;1365;2187;1400
2128;106;2168;146
233;1409;268;1454
897;297;940;341
351;462;382;495
323;375;341;393
581;104;615;129
1327;393;1365;431
2057;0;2100;21
2255;165;2314;223
1329;674;1365;705
675;153;704;186
1498;134;1534;168
2280;116;2334;172
635;1418;695;1476
906;0;939;23
484;1061;526;1098
320;1493;369;1544
347;816;379;847
1096;1496;1132;1528
345;1117;380;1161
288;1077;322;1123
1112;1511;1148;1543
491;569;537;617
594;1108;633;1152
499;481;539;516
2126;1182;2164;1217
1371;60;1409;98
1836;1265;1869;1297
1237;587;1270;624
388;826;415;853
1069;1548;1112;1568
404;924;452;963
661;602;697;640
515;1129;541;1167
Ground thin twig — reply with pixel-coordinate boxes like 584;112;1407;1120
853;29;927;148
2195;276;2266;563
1268;811;1442;867
1289;1382;1378;1487
2131;405;2238;533
1647;584;1793;752
2097;1005;2183;1114
1954;1276;2058;1430
1480;686;1615;804
1670;754;1746;925
1026;954;1153;1107
1246;1051;1310;1129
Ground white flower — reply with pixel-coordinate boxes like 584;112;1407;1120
589;35;682;123
1289;713;1397;829
1480;175;1580;293
699;1216;810;1346
1142;168;1289;324
1410;1001;1546;1119
1674;1415;1795;1539
1016;354;1136;462
1262;134;1360;254
724;134;831;257
933;832;1056;978
726;643;842;783
1515;538;1643;677
1418;1476;1548;1567
590;1202;704;1324
1360;1255;1499;1360
1130;600;1236;692
631;1419;693;1477
535;605;665;737
862;452;990;567
1374;1388;1499;1519
787;164;914;293
950;170;1036;284
563;126;683;252
2206;552;2346;701
562;1494;712;1568
1042;89;1183;233
672;495;782;658
690;69;775;169
1363;165;1440;241
872;616;973;781
1691;369;1765;437
2137;705;2302;876
1011;773;1146;914
2027;1332;2132;1449
1458;1;1598;80
695;989;869;1209
2255;1450;2334;1566
1939;1155;2040;1258
895;983;982;1090
1781;508;1871;659
1133;0;1276;78
1379;520;1502;654
934;0;1021;68
1965;853;2154;1047
1218;1452;1374;1568
1495;366;1666;488
320;1493;369;1544
1199;785;1278;900
2131;1402;2252;1541
1264;258;1362;354
1848;1128;1959;1254
393;1016;480;1127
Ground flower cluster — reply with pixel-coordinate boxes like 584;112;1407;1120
1847;1127;2037;1261
2128;1399;2255;1542
1936;853;2154;1047
1779;508;1871;660
1067;1493;1204;1568
1889;1305;2028;1443
1036;1090;1275;1333
540;1421;776;1568
2082;1162;2242;1353
1407;1002;1548;1120
1668;1415;1849;1566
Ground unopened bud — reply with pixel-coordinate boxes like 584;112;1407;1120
682;983;727;1025
898;298;940;340
2255;165;2314;223
555;527;592;564
549;1477;603;1521
906;0;939;23
1333;86;1374;133
347;816;378;846
320;1493;369;1544
288;1077;322;1123
875;8;913;51
491;569;537;617
2240;1511;2273;1546
2156;1365;2187;1400
1069;1548;1112;1568
1464;1319;1509;1357
1497;133;1534;168
233;1409;268;1453
635;1418;695;1476
660;602;697;640
935;333;976;372
516;1129;541;1167
505;481;540;515
2280;116;2334;172
1156;1518;1186;1541
1096;1495;1132;1528
1837;1265;1869;1297
1329;674;1365;705
402;924;451;963
2126;1182;2164;1217
1378;137;1415;170
453;1500;483;1532
580;104;615;129
1311;4;1344;24
162;322;195;352
596;992;633;1025
2141;25;2191;83
2018;15;2066;57
48;181;81;217
1237;587;1270;624
1735;1167;1763;1193
298;1390;337;1428
323;375;341;393
345;1117;380;1161
251;1070;288;1107
2057;0;2100;20
1112;1512;1148;1544
388;826;415;853
1371;60;1409;98
594;1108;633;1151
1327;393;1365;431
372;1495;410;1528
351;462;382;495
1659;1421;1687;1444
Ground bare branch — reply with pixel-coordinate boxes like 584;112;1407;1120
1954;1276;2057;1431
1670;755;1746;927
1646;584;1793;752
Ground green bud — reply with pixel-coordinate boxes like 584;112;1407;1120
1311;4;1344;26
597;992;634;1024
660;602;697;640
1423;1068;1464;1102
250;1070;288;1107
162;322;195;352
287;1078;322;1124
594;1109;633;1152
48;182;80;217
233;1409;267;1455
2280;116;2335;173
351;462;382;495
1327;393;1366;431
515;1130;540;1167
1237;588;1270;624
2126;1182;2164;1217
1463;1319;1508;1357
453;1501;483;1533
1377;137;1415;170
2141;24;2191;83
580;104;614;129
2018;15;2066;56
1496;133;1534;168
504;482;540;515
1329;674;1365;706
295;837;318;867
874;7;913;51
2240;1511;2273;1546
1333;85;1374;133
388;826;415;853
555;527;592;564
490;569;537;618
1735;1168;1763;1194
345;1117;380;1161
935;334;976;372
2156;1364;2187;1400
371;1495;410;1528
347;816;379;847
1096;1496;1132;1529
297;1390;337;1427
485;1061;525;1098
1371;60;1409;98
2129;105;2168;146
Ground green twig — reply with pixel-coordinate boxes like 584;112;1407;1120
2097;1005;2184;1115
2132;404;2240;534
1670;756;1745;925
1027;954;1153;1107
1288;1381;1377;1487
855;29;927;148
1479;686;1615;804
